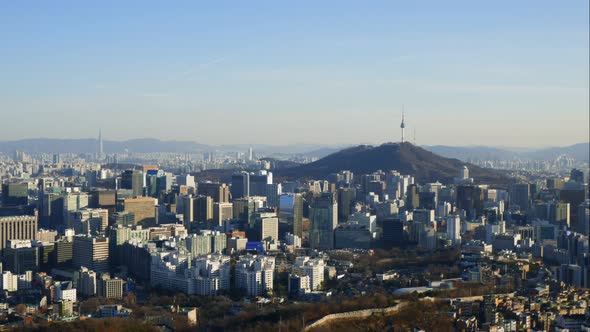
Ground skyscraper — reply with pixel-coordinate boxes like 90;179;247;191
121;170;144;198
279;193;303;238
456;185;485;220
337;188;356;223
231;172;250;199
446;215;461;246
382;217;404;248
510;183;531;212
98;129;104;159
309;193;338;250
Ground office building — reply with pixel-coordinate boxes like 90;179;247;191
0;214;38;253
309;193;338;250
123;197;156;225
251;212;278;242
71;208;108;235
1;183;28;206
382;217;404;248
3;240;38;274
98;274;124;299
249;171;272;197
447;215;461;246
72;235;110;273
121;170;144;197
456;185;485;220
198;182;230;203
279;193;303;238
510;183;531;212
78;267;97;297
213;202;233;227
405;184;420;211
337;188;356;223
194;196;214;223
231;172;250;199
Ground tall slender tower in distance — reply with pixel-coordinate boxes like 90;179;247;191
98;129;104;158
400;107;406;143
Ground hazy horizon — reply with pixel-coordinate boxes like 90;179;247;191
1;1;588;146
0;136;587;151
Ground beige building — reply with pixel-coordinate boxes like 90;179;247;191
123;197;156;225
0;214;38;253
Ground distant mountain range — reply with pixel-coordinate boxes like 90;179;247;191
276;142;511;187
0;138;587;163
425;142;589;163
0;138;343;158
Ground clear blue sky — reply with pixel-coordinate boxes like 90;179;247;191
1;1;588;147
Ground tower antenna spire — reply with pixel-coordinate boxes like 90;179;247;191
400;105;406;143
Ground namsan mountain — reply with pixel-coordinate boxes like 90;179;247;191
276;142;511;186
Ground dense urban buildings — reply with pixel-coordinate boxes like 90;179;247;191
0;123;588;331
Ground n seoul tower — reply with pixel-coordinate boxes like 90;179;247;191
400;106;406;143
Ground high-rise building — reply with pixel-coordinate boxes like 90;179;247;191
570;168;585;183
78;267;97;297
309;193;338;250
265;183;282;208
279;193;303;238
549;202;570;227
72;235;110;273
446;215;461;246
89;190;117;215
186;234;212;257
382;217;404;248
247;147;254;161
98;274;124;299
71;208;109;235
456;185;485;220
0;214;38;253
123;197;156;225
194;196;214;223
249;171;272;197
98;129;104;159
231;172;250;199
235;255;275;296
192;254;231;295
198;182;230;203
1;183;28;206
177;174;196;189
510;183;531;212
293;257;325;291
578;200;589;236
258;213;279;242
233;197;255;225
53;239;73;267
337;188;356;223
121;170;144;198
213;202;233;227
406;184;420;211
3;240;38;274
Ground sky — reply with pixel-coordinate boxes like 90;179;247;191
0;1;588;147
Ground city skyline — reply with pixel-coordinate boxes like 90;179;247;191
1;1;588;146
